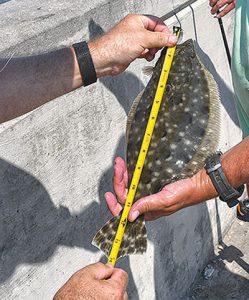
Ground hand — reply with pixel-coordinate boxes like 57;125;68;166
54;262;128;300
209;0;236;18
88;14;177;77
105;157;217;221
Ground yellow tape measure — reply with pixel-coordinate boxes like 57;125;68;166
108;26;182;266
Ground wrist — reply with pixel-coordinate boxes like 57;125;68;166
190;168;218;204
221;138;249;187
70;47;83;88
88;39;114;78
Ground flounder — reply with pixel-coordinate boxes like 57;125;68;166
92;39;220;259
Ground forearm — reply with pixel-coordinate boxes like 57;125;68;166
0;14;176;124
0;47;82;123
191;137;249;204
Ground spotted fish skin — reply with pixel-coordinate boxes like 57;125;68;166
92;39;220;259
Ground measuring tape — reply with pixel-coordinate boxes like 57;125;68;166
108;26;182;265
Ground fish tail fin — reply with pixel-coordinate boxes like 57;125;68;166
92;214;147;259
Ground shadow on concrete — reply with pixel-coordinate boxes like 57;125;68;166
215;199;249;273
217;243;249;274
0;157;108;283
187;201;249;299
0;0;11;5
194;42;240;128
0;136;139;297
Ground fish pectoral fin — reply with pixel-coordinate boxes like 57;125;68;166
92;214;147;259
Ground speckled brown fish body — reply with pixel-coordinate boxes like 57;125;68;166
92;39;220;259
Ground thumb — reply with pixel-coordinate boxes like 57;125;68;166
85;262;114;280
143;31;177;49
128;180;188;221
128;192;164;222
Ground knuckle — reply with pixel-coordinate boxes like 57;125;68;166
142;197;150;213
125;13;135;21
121;270;129;283
113;287;124;300
217;2;223;8
93;262;103;269
209;0;216;6
115;268;128;282
157;32;166;46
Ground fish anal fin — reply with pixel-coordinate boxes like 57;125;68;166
92;214;147;260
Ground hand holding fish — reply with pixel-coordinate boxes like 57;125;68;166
209;0;236;18
107;137;249;222
88;14;177;77
54;262;128;300
105;157;215;221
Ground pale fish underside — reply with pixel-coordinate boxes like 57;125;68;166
92;39;220;259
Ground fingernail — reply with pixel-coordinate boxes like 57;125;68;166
130;210;139;222
169;35;177;44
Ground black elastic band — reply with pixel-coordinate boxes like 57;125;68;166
73;41;97;86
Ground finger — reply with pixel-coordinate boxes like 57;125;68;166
128;179;191;221
141;15;171;34
123;291;129;300
209;0;218;7
211;0;228;15
140;48;149;56
84;262;114;280
145;53;155;62
216;3;235;18
148;48;159;56
143;30;177;49
109;268;129;290
139;48;159;61
128;192;166;222
105;192;123;216
113;157;128;203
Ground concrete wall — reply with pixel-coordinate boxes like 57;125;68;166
0;0;241;299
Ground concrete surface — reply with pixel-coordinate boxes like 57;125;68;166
187;217;249;300
0;0;245;299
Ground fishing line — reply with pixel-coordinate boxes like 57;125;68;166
174;13;182;30
0;51;15;74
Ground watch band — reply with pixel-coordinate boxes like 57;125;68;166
72;41;97;86
205;151;244;207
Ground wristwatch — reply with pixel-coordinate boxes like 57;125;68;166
204;151;244;207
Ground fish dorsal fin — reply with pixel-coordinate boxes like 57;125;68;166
179;58;221;178
126;89;145;142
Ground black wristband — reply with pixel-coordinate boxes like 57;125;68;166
72;41;97;86
204;151;244;207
